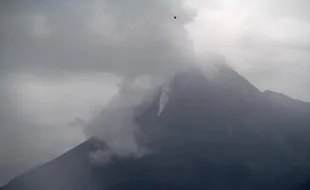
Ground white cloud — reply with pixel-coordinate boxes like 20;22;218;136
186;0;310;101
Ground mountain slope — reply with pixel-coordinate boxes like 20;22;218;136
2;66;310;190
1;137;106;190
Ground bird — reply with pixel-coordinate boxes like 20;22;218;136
174;16;177;19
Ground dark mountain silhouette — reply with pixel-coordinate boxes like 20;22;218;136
264;90;310;113
2;65;310;190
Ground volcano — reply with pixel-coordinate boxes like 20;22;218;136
2;65;310;190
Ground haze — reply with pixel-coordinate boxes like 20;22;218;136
0;0;309;185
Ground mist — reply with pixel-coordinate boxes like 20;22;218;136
0;0;310;185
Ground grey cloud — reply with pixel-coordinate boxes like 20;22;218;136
0;79;57;185
1;0;195;78
84;81;157;162
1;0;310;185
0;0;196;184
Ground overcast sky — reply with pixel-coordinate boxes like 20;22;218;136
0;0;310;185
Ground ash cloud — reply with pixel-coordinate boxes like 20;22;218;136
1;0;195;77
1;0;310;183
0;0;198;177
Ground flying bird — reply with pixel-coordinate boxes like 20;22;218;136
174;16;177;19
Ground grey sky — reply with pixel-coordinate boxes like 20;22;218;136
0;0;310;185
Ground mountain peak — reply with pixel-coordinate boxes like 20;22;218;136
168;65;260;97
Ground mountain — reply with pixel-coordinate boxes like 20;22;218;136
264;90;310;113
2;65;310;190
0;137;105;190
